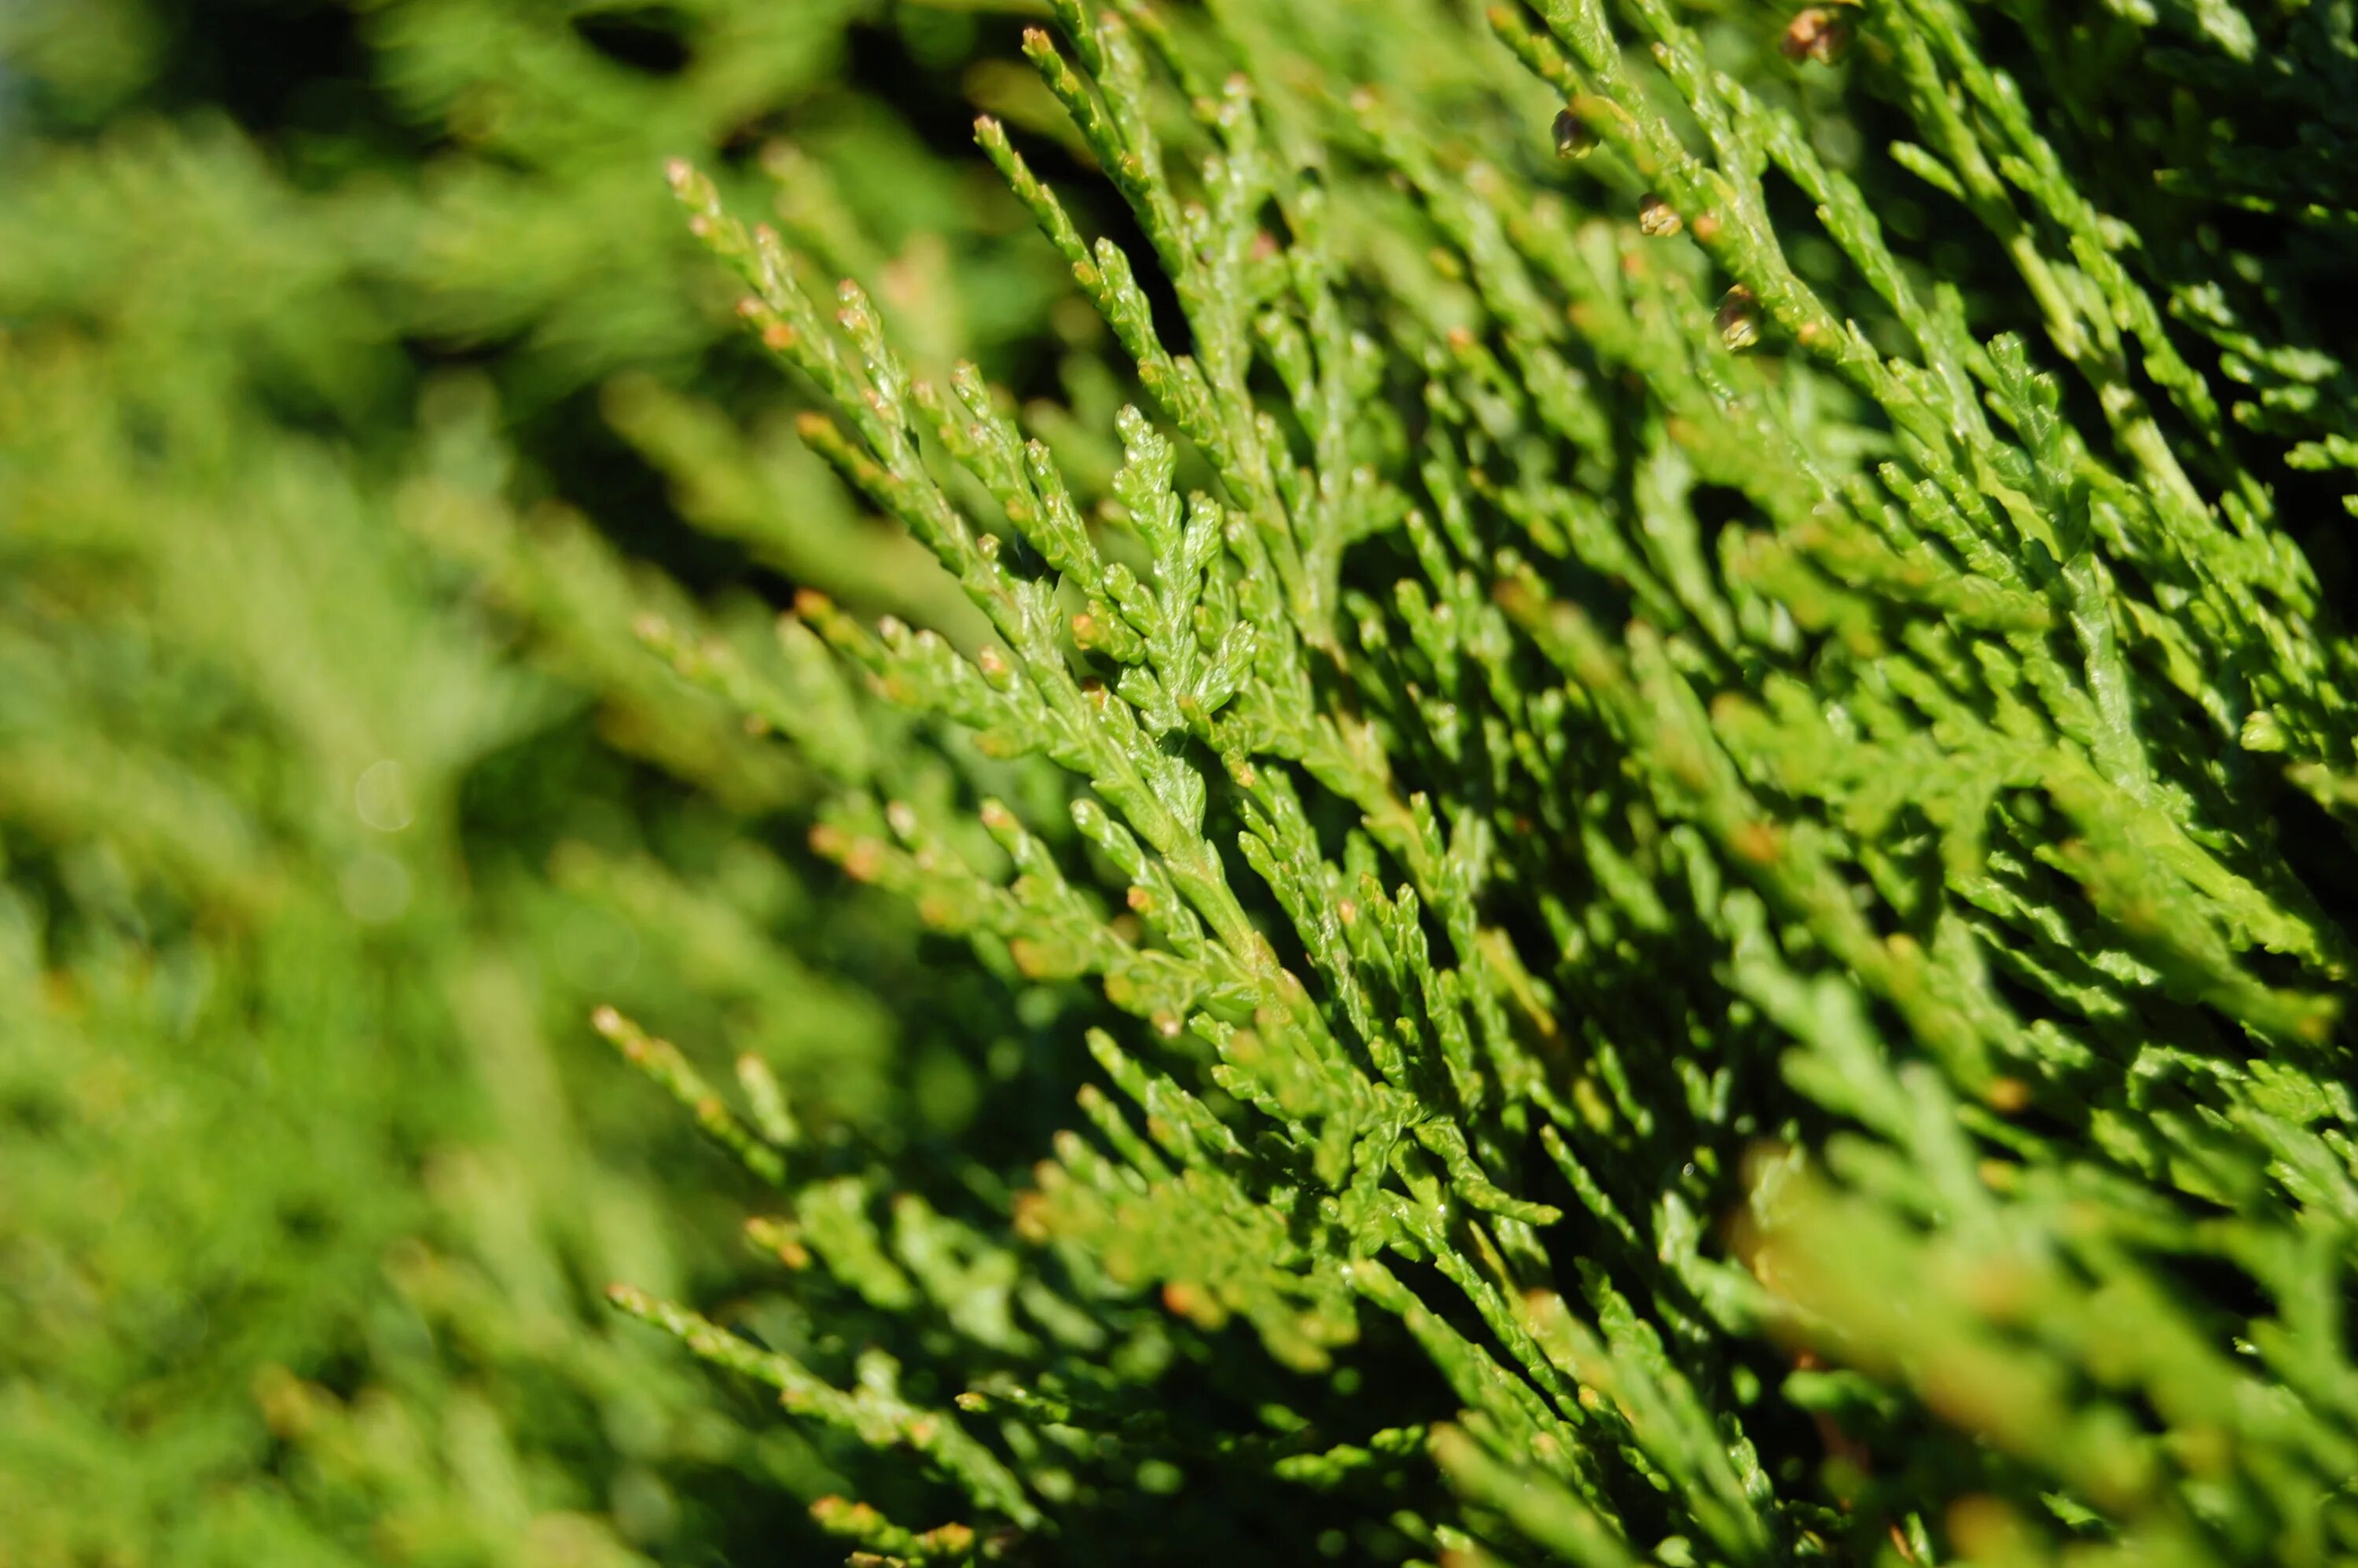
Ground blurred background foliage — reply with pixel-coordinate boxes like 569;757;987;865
0;1;1098;1561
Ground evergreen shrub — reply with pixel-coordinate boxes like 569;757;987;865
6;0;2358;1564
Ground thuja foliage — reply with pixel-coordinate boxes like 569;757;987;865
610;0;2358;1563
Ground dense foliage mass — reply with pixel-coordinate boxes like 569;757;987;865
7;0;2358;1564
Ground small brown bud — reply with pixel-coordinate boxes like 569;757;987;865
1715;285;1763;350
840;838;886;883
1985;1076;2032;1114
1730;820;1782;864
1780;7;1853;64
1551;105;1597;159
1637;193;1683;237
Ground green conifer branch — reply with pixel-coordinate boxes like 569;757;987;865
607;0;2358;1561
